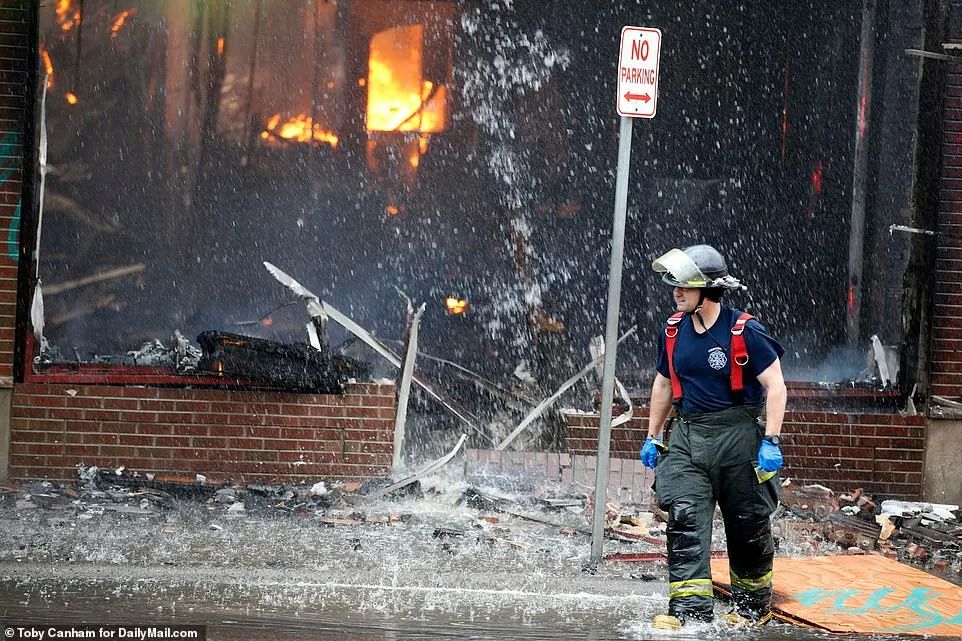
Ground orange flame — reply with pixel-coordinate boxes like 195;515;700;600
216;37;225;56
366;26;447;134
110;9;136;38
56;0;81;32
260;113;339;147
445;297;469;315
39;45;54;88
65;92;78;105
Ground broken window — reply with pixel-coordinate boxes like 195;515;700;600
32;1;921;394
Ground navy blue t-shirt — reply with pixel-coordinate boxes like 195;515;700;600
656;307;785;413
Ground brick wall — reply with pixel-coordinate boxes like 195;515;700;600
8;382;396;483
565;408;925;499
932;4;962;399
0;1;29;386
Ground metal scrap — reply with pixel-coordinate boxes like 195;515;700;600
495;326;637;450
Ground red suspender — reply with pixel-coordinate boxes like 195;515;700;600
666;311;755;404
665;312;685;401
730;312;754;395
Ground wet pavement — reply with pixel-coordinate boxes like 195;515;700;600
0;471;937;640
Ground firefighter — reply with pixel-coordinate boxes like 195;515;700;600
640;244;787;629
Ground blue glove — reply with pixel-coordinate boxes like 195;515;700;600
757;439;783;473
640;436;663;469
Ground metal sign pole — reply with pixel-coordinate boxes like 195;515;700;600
590;115;633;566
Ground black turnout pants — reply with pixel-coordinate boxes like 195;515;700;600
654;405;779;621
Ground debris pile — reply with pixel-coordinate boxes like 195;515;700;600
776;480;962;576
3;464;961;582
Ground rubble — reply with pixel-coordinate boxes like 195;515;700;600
779;481;839;519
772;482;962;578
3;463;961;586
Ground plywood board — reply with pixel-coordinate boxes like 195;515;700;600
711;555;962;636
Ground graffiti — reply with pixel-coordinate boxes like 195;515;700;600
0;131;22;262
793;586;962;632
6;201;20;260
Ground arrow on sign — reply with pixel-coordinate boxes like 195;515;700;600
624;92;651;103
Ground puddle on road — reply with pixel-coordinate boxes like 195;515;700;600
0;572;919;641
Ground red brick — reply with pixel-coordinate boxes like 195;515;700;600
14;406;48;419
349;406;385;419
227;413;267;426
135;423;175;436
135;447;174;460
171;448;208;460
176;389;228;401
97;445;139;458
11;417;64;431
152;411;194;425
276;450;340;463
345;441;394;454
208;425;244;437
874;448;924;461
102;398;140;410
932;357;962;374
278;427;320;440
139;399;178;411
64;445;100;458
192;436;227;449
230;450;279;462
11;429;52;443
81;433;121;445
117;387;160;399
840;446;875;459
62;396;105;409
838;457;875;471
118;411;158;423
8;382;430;483
228;437;264;450
83;409;122;422
874;459;923;472
173;400;213;413
307;405;346;418
18;394;67;407
247;426;281;439
10;441;59;455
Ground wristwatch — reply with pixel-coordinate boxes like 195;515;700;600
764;434;782;446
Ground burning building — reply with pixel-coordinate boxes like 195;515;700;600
32;1;915;382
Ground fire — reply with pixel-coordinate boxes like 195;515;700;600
260;113;339;147
110;9;136;38
445;297;469;315
56;0;81;32
39;45;53;88
217;37;225;57
366;25;447;133
65;92;78;105
407;145;420;169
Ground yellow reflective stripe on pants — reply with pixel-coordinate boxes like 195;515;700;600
730;569;772;592
669;579;713;599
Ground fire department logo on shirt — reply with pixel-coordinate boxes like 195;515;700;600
707;347;727;370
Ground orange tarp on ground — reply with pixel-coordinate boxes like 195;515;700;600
711;555;962;636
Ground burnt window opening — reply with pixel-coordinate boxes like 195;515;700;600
30;1;922;403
